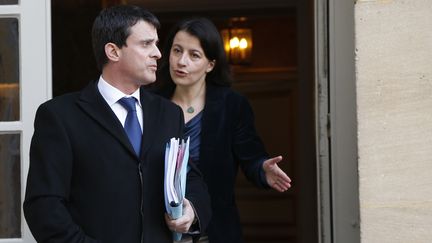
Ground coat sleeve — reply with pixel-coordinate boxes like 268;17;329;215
232;95;270;188
23;103;98;243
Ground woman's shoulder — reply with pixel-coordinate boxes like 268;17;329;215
144;83;174;99
207;84;246;103
206;85;252;119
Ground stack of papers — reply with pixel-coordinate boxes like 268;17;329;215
164;137;190;241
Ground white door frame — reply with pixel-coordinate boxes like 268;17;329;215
0;1;51;242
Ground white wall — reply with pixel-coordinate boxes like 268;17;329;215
355;0;432;242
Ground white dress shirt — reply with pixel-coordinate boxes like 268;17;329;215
97;76;143;132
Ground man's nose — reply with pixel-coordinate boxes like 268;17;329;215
152;45;162;59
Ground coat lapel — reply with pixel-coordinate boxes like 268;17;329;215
139;88;159;158
76;81;138;158
200;85;223;161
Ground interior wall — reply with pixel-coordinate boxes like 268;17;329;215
355;0;432;242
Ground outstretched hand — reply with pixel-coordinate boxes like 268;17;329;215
262;156;292;192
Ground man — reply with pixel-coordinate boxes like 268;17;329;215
23;5;210;243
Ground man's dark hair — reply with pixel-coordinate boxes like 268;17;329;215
91;5;160;70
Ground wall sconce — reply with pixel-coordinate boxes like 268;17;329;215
221;17;252;65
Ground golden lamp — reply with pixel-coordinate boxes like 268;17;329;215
221;17;252;65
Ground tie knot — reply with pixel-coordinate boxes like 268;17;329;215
119;97;137;112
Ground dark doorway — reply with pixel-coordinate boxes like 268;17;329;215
51;1;317;242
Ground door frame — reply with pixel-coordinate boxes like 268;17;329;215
0;1;51;242
316;0;360;242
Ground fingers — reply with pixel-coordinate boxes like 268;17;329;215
263;155;293;192
263;156;284;174
164;213;176;231
183;198;191;208
165;199;195;233
271;179;291;192
268;165;291;184
277;174;292;189
270;158;291;183
272;183;286;192
166;215;189;233
268;169;292;192
264;156;283;167
273;155;283;163
277;169;292;183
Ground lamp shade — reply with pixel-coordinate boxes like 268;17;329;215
221;20;252;65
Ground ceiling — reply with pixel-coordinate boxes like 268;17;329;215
126;0;295;12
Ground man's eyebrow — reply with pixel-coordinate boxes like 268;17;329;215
138;38;157;44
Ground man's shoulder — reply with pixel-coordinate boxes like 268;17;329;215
39;91;81;110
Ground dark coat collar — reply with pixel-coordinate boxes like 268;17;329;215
76;80;159;160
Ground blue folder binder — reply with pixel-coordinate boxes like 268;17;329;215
164;137;190;241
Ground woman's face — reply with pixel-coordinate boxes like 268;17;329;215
169;30;214;87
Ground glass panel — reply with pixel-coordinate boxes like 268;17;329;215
0;0;18;5
0;133;21;238
0;18;20;121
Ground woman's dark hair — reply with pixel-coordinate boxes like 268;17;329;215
91;5;160;70
157;17;232;90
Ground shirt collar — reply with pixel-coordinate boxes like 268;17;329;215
97;76;142;107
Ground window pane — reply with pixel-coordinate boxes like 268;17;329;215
0;133;21;238
0;0;18;5
0;18;20;121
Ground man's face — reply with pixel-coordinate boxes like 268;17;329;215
118;20;161;86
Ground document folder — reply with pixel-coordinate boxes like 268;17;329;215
164;137;190;241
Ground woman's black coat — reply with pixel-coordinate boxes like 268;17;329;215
159;84;269;243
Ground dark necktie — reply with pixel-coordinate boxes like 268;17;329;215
118;97;142;156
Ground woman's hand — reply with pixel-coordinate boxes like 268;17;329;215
262;156;292;192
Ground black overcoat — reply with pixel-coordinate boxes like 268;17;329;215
158;84;269;243
24;81;211;243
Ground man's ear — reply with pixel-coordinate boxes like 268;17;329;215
105;43;121;62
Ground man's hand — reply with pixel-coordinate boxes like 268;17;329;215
164;198;195;233
263;155;292;192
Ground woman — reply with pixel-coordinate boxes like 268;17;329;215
156;18;292;243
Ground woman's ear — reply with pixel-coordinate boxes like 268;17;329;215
105;43;121;62
206;60;216;73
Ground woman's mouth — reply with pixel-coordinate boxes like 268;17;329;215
175;70;188;77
